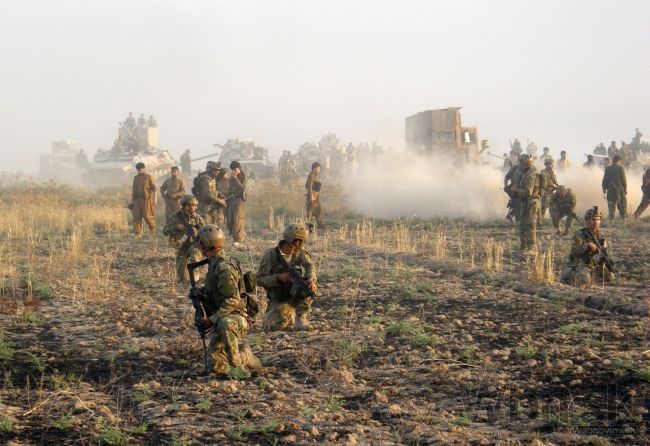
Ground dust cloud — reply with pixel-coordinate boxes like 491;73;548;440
343;154;643;221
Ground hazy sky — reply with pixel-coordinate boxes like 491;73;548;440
1;0;648;171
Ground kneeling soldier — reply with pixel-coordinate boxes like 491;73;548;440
195;225;260;375
549;185;577;236
162;195;205;282
560;206;615;287
257;223;317;331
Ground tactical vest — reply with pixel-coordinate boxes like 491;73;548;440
203;257;258;320
266;248;307;302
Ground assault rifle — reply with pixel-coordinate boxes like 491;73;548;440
587;230;615;274
275;250;316;300
188;259;211;373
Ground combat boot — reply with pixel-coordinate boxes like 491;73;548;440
239;341;262;371
295;313;313;331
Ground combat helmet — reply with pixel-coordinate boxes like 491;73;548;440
556;185;566;194
197;224;225;249
544;158;555;165
180;195;198;206
584;206;602;220
282;223;309;243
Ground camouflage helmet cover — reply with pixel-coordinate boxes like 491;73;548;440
584;206;602;220
544;158;555;165
282;223;309;243
206;161;219;170
180;195;198;206
197;224;225;249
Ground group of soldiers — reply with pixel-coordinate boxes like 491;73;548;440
124;112;158;129
129;159;325;375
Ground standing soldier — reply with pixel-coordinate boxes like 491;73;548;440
511;154;540;253
256;223;317;331
180;149;192;176
633;167;650;219
539;158;558;224
602;155;627;220
583;155;597;168
549;185;577;235
196;161;225;225
162;195;205;282
560;206;615;287
131;162;157;237
137;113;147;127
503;155;525;223
215;168;229;229
193;225;261;375
227;161;247;246
607;141;619;159
305;162;324;229
556;150;570;171
124;112;136;129
160;166;186;219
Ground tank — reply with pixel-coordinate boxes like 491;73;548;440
39;140;90;182
214;139;276;179
405;107;481;162
86;121;176;185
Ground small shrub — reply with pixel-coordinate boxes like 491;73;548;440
0;417;13;434
52;414;76;431
0;332;15;361
98;425;129;446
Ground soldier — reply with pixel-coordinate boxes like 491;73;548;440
602;155;627;219
540;158;558;223
305;162;324;229
160;166;186;219
162;195;205;282
227;161;247;246
601;157;611;170
583;155;596;168
633;128;643;146
256;223;317;331
180;149;192;176
196;161;225;225
560;206;615;287
607;141;619;159
633;168;650;219
147;115;158;127
193;225;261;375
75;148;90;169
137;113;147;127
594;143;606;156
503;155;525;223
549;185;577;235
131;162;157;237
511;139;522;155
125;112;136;129
511;154;540;253
214;168;229;229
539;146;553;164
556;150;570;171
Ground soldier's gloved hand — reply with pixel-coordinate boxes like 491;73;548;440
277;273;292;283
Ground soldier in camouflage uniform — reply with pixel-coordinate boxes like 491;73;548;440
256;223;317;331
539;158;558;224
160;166;186;219
194;225;261;375
549;185;577;235
196;161;226;225
305;162;324;229
504;155;525;223
227;161;247;246
602;155;627;220
511;154;540;253
560;206;615;287
162;195;205;282
633;168;650;219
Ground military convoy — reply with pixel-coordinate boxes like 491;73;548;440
214;139;276;179
405;107;484;162
39;140;90;183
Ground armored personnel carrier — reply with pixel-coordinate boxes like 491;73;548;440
86;120;176;185
405;107;481;162
214;139;276;179
39;140;90;182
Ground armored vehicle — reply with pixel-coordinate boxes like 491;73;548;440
214;139;276;179
39;140;90;182
405;107;481;162
86;120;176;185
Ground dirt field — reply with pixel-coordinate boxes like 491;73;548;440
0;181;648;445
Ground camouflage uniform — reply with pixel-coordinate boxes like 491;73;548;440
131;173;157;235
539;166;558;222
160;176;186;219
633;169;650;218
180;151;192;176
515;164;540;251
549;188;577;235
256;246;316;331
202;253;254;374
601;163;627;219
560;227;615;287
305;171;324;228
196;172;222;224
162;209;205;282
227;171;247;243
504;163;524;222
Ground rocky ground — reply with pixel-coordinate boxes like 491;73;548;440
0;203;648;445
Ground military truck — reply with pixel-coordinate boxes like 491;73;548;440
86;120;176;185
405;107;481;162
214;139;276;179
39;140;90;182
